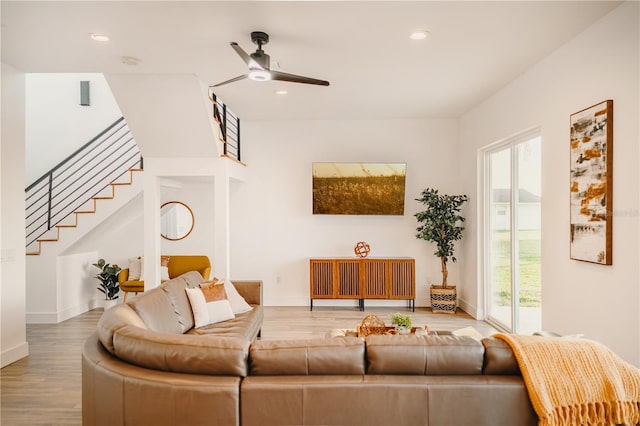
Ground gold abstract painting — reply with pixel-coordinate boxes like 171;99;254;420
312;163;406;215
569;100;613;265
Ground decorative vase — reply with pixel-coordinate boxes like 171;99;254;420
430;285;457;314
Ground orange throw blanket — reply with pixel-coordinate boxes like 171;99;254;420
494;333;640;426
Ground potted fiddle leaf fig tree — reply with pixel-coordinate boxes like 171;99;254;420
415;188;468;314
93;258;121;309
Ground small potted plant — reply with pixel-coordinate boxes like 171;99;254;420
415;188;469;314
93;258;121;309
391;312;413;334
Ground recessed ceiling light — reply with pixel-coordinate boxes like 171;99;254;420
90;33;110;42
409;30;429;41
275;90;288;95
121;56;140;66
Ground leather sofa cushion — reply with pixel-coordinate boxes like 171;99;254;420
128;287;182;334
366;335;484;375
112;324;249;376
97;303;147;354
481;336;521;375
188;304;263;342
160;277;195;333
249;337;365;375
178;270;208;288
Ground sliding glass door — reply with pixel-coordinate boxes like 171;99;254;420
485;132;541;334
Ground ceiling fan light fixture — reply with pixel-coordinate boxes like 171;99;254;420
248;69;271;82
409;30;429;40
90;33;110;42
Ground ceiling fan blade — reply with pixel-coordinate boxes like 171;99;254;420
230;42;263;70
271;70;330;86
211;74;248;87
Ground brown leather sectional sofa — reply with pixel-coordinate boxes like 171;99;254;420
83;271;537;426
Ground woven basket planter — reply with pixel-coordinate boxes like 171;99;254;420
430;285;457;314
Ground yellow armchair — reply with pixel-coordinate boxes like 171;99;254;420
119;255;211;302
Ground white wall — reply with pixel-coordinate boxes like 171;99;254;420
459;2;639;365
231;118;461;307
105;74;219;158
62;178;218;291
160;179;215;266
25;73;122;184
1;63;29;367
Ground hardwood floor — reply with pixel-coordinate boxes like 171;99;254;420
1;306;496;425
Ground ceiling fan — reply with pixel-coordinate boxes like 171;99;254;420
212;31;330;87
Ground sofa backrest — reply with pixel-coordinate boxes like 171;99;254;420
249;337;365;375
366;335;485;375
126;272;205;334
481;336;521;375
160;273;200;332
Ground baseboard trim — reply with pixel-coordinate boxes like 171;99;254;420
457;296;481;319
1;341;29;367
26;312;58;324
56;300;97;322
288;298;428;309
27;299;98;324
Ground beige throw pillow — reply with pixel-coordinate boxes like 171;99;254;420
128;257;142;280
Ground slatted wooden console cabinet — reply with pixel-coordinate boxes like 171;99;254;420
309;258;415;311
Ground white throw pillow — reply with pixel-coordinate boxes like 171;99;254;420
185;287;235;327
139;257;144;281
160;266;170;281
185;287;209;327
206;300;235;324
220;277;253;314
128;257;142;280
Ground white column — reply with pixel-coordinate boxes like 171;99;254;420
143;170;161;289
214;173;230;278
1;64;29;366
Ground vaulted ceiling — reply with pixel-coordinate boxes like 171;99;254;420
1;1;620;120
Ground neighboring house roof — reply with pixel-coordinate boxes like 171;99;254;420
493;188;541;203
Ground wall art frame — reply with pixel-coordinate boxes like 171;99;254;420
569;99;613;265
312;162;406;215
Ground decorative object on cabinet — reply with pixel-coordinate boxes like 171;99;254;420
312;163;406;215
309;258;415;311
160;201;194;241
415;188;468;314
354;241;371;258
569;100;613;265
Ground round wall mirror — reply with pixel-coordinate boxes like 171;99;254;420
160;201;194;241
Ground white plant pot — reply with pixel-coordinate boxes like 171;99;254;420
397;326;411;335
103;299;118;311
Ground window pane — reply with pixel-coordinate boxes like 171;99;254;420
516;137;541;334
488;148;512;329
